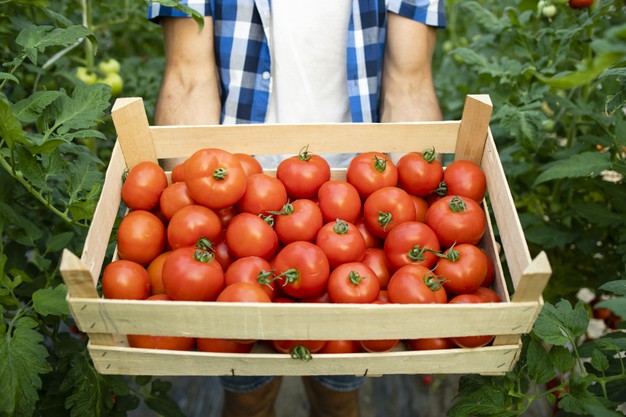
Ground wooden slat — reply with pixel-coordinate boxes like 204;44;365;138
149;121;461;160
68;298;539;340
111;97;157;167
89;342;520;376
455;95;493;164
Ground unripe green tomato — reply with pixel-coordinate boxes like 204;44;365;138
98;58;121;74
76;66;98;85
442;40;454;53
100;72;123;96
542;119;555;132
542;4;557;17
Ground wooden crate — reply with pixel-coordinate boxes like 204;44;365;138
60;94;551;377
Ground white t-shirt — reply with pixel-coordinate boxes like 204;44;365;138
265;0;352;124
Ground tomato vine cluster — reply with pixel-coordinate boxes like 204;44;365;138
103;146;502;355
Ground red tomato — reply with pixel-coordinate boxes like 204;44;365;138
387;264;443;304
327;262;380;303
234;152;263;176
361;248;391;290
216;205;239;229
117;210;166;265
225;256;276;300
383;221;440;271
276;147;330;199
443;160;487;203
317;180;362;224
170;162;186;183
236;173;288;215
481;249;496;288
378;290;389;302
363;187;415;239
359;301;399;352
217;281;272;303
159;182;196;220
272;339;326;354
121;161;168;211
434;244;488;295
225;213;279;260
185;148;247;209
407;338;454;351
102;260;151;300
127;294;195;351
319;340;362;354
346;152;398;199
448;294;495;348
569;0;593;8
471;287;501;303
396;150;444;196
301;291;331;303
213;231;236;271
315;219;366;268
161;244;224;301
412;195;429;223
197;338;255;353
424;195;486;248
273;241;330;299
147;251;171;295
167;205;221;249
355;218;383;249
272;199;324;244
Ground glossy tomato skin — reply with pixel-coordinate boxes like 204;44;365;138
234;153;263;176
480;249;496;288
102;260;151;300
360;248;391;290
217;281;272;303
435;244;488;295
273;241;330;299
448;294;495;348
225;256;276;300
425;195;486;248
197;338;255;353
171;162;186;183
276;151;330;199
407;337;454;351
121;161;168;211
317;180;362;224
471;287;501;303
383;221;441;271
411;195;429;223
396;151;444;197
273;199;324;245
167;205;221;250
346;152;398;199
236;173;288;215
213;231;236;271
117;210;166;265
355;218;383;249
225;213;279;260
272;339;327;354
327;262;380;303
162;246;225;301
387;264;442;304
216;205;239;229
443;160;487;203
147;251;171;295
184;148;247;209
363;187;416;239
359;300;399;352
159;182;196;221
569;0;593;8
319;340;362;354
315;220;366;268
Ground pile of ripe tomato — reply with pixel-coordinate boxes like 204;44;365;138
103;146;501;355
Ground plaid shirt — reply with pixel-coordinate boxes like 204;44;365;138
149;0;446;124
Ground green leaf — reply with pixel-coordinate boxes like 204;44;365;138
534;52;623;89
0;317;52;417
461;1;505;32
0;72;19;84
548;345;576;373
46;231;75;252
606;88;626;117
584;404;624;417
154;0;205;30
15;25;96;65
533;301;589;345
32;284;69;316
572;203;625;228
527;338;556;384
596;298;626;320
599;280;626;296
43;83;110;135
12;90;63;124
0;202;43;246
533;152;612;185
0;98;28;148
590;349;609;373
66;151;103;203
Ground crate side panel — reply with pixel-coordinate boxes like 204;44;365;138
89;344;519;376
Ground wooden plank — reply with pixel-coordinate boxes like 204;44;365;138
80;142;124;284
111;97;157;167
454;95;493;164
149;121;461;161
68;298;540;340
89;343;520;376
481;200;510;304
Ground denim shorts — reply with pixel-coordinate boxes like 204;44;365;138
219;375;367;393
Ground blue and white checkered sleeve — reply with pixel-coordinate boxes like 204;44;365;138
387;0;446;28
148;1;211;22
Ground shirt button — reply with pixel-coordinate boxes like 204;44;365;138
262;71;270;80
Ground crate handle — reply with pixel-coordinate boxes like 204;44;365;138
111;97;157;168
455;94;493;164
512;251;552;303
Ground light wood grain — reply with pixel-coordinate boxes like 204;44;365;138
111;97;157;167
455;95;493;163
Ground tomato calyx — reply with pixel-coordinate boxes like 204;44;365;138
422;147;437;163
448;196;468;212
423;272;446;291
290;345;313;361
348;270;367;286
377;211;393;230
276;268;301;286
298;145;313;162
257;270;275;288
434;181;448;196
433;243;460;262
194;237;216;263
408;245;432;262
373;154;389;173
333;219;349;235
259;213;275;227
213;167;228;180
268;201;295;216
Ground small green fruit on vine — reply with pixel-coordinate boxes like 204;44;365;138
98;58;121;74
75;66;97;85
100;72;123;96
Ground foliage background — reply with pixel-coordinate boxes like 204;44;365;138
0;0;624;416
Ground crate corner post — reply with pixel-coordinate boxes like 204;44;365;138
111;97;157;168
456;94;493;164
